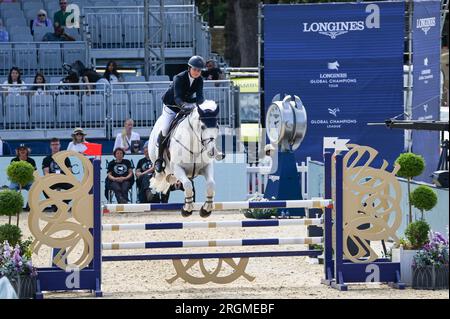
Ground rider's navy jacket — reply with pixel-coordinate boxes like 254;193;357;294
162;70;205;112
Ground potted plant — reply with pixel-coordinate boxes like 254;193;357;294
0;189;36;298
395;153;425;224
241;193;277;219
0;240;37;299
412;230;449;290
392;220;431;286
0;190;24;246
410;185;438;221
6;161;34;226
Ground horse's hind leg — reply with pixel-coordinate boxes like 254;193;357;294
200;164;215;218
172;164;194;217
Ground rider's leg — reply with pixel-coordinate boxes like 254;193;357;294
155;106;176;173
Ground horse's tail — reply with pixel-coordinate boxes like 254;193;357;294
150;172;172;194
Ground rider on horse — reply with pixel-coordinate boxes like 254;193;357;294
154;55;223;173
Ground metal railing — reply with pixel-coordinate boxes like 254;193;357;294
0;42;88;77
112;80;236;137
246;159;310;199
0;80;237;140
83;5;196;49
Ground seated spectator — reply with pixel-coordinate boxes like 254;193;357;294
0;18;9;42
30;9;53;36
43;138;72;176
260;144;275;168
42;138;73;211
42;23;75;41
107;148;133;204
103;61;124;83
59;60;102;94
0;136;12;156
54;0;70;27
113;119;141;154
2;67;26;95
135;141;157;203
58;69;80;93
202;60;224;85
9;144;37;192
31;72;47;95
67;128;88;153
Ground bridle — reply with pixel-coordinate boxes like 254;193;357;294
173;109;218;156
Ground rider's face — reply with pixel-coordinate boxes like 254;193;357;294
189;67;202;79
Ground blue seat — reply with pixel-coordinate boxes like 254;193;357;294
130;91;155;126
38;43;62;72
123;75;146;82
6;19;28;29
62;42;86;65
0;2;22;13
33;26;54;41
0;45;13;75
65;28;82;41
123;14;143;47
22;2;44;13
5;95;29;127
99;15;122;47
30;94;55;128
13;44;38;74
82;94;106;125
110;92;129;124
148;75;170;81
56;94;80;126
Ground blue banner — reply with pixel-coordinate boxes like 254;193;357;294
412;0;441;182
263;2;405;165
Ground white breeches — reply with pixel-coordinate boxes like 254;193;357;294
160;105;177;136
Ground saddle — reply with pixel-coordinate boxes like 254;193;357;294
159;108;194;165
163;108;193;150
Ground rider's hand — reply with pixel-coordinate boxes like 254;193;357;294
182;103;194;110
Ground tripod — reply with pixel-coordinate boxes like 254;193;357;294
437;138;449;171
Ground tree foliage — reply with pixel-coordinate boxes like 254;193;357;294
195;0;364;66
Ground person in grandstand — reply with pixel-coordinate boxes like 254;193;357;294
42;22;75;41
103;61;124;83
2;67;26;95
9;144;36;190
0;18;9;42
30;9;52;36
42;137;73;211
67;127;88;153
113;119;141;154
53;0;70;27
107;148;134;204
30;72;47;95
135;141;157;203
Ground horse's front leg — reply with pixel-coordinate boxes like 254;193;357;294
172;164;194;217
200;163;215;218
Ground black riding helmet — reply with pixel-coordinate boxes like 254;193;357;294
188;55;205;69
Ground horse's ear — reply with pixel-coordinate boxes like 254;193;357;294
212;103;219;117
197;105;205;117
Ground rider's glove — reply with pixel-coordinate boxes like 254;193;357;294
181;103;195;113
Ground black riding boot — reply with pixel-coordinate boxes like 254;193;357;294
154;132;167;173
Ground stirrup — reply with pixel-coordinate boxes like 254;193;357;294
215;152;226;161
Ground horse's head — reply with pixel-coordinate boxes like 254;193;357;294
196;100;220;157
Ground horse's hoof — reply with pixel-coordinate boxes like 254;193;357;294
181;209;193;217
199;207;212;218
215;152;226;161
